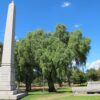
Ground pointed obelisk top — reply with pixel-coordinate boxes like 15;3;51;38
11;0;14;3
10;0;15;6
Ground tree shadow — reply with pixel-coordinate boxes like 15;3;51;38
22;87;72;98
57;87;72;94
30;88;48;92
57;90;72;93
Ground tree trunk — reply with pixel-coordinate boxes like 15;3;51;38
25;74;32;91
57;79;62;87
47;75;56;92
68;77;71;86
58;82;62;87
25;80;31;91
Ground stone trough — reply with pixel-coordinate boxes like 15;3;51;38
72;81;100;94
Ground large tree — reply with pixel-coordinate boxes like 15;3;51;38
15;24;91;92
15;30;45;91
72;67;87;84
86;68;98;81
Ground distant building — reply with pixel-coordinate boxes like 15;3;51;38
0;42;3;65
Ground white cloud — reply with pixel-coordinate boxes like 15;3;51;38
74;24;82;28
62;1;71;8
15;36;19;42
87;60;100;70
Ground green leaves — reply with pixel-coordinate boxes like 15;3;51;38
86;69;98;81
72;68;87;84
15;24;91;91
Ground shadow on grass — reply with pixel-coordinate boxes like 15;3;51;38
27;89;49;95
57;90;72;93
57;87;72;93
20;87;73;100
30;89;48;92
20;87;72;99
28;87;72;95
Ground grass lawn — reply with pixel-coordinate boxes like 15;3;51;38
21;87;100;100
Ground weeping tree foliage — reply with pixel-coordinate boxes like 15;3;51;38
72;67;87;84
15;30;45;91
15;39;35;91
54;24;91;86
15;24;91;92
39;36;68;92
86;69;98;81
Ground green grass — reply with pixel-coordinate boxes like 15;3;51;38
21;87;100;100
21;91;52;100
57;96;100;100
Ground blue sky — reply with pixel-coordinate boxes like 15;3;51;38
0;0;100;68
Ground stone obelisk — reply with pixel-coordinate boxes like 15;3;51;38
0;0;26;99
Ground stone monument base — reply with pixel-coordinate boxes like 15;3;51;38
0;66;27;99
0;91;27;100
